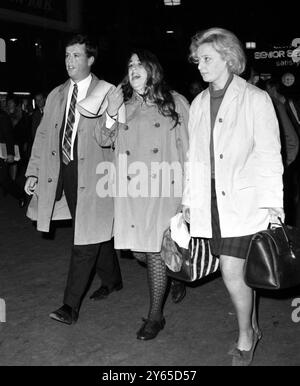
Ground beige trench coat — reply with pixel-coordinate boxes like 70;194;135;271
182;75;284;238
26;75;114;245
95;92;189;252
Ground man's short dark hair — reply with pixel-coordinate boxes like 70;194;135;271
65;34;98;61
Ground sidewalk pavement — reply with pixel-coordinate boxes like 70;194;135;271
0;195;299;366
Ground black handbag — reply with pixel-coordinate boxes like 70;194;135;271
244;218;300;290
161;219;219;282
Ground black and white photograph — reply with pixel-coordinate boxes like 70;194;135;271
0;0;300;372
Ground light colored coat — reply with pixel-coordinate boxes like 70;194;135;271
95;92;189;252
182;75;284;238
26;75;114;245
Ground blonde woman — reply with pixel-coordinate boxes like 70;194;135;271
182;28;284;366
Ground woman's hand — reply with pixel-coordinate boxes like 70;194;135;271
268;207;285;224
107;84;124;118
182;205;190;223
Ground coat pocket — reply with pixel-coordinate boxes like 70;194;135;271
233;179;257;217
235;177;255;190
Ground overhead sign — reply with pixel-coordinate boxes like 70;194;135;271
254;38;300;68
0;0;81;31
1;0;67;21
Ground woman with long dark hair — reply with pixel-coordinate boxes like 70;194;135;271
96;49;189;340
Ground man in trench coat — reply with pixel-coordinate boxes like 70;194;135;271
25;34;122;324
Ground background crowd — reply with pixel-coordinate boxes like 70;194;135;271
0;92;46;206
1;67;300;225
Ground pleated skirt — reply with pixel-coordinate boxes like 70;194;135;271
210;179;253;259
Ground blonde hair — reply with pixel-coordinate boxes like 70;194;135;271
189;27;246;75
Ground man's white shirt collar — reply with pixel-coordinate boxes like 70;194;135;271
70;73;92;91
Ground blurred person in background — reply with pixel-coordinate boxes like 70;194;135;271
0;105;26;206
31;92;46;142
187;79;204;102
6;96;31;184
259;78;299;225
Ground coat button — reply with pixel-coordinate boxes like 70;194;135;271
55;124;58;128
131;225;135;228
222;191;226;196
127;176;131;181
48;178;52;183
220;154;223;159
125;150;130;156
176;138;182;147
154;123;160;128
153;148;159;154
219;118;223;123
52;151;56;156
124;125;129;131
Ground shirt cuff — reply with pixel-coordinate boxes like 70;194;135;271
106;112;117;129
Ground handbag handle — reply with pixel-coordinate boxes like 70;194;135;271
277;217;296;259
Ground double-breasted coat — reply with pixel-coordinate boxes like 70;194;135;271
95;92;189;252
26;74;114;245
182;75;284;238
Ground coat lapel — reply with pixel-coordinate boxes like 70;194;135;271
57;80;70;131
58;74;100;130
200;88;211;133
217;75;246;120
77;74;99;128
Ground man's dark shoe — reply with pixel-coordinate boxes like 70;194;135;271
89;282;123;301
49;304;78;325
136;317;166;340
171;280;186;304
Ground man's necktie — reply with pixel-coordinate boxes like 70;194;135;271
62;83;78;165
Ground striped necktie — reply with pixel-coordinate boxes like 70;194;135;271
62;83;78;165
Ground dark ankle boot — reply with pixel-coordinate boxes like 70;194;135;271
136;317;166;340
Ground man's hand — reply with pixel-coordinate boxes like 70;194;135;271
24;176;38;195
107;84;124;118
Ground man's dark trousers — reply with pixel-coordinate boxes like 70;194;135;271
60;157;122;311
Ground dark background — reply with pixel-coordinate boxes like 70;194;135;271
0;0;300;97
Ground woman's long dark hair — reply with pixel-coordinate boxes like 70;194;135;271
122;49;179;127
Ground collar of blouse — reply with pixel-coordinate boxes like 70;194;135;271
130;91;156;107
